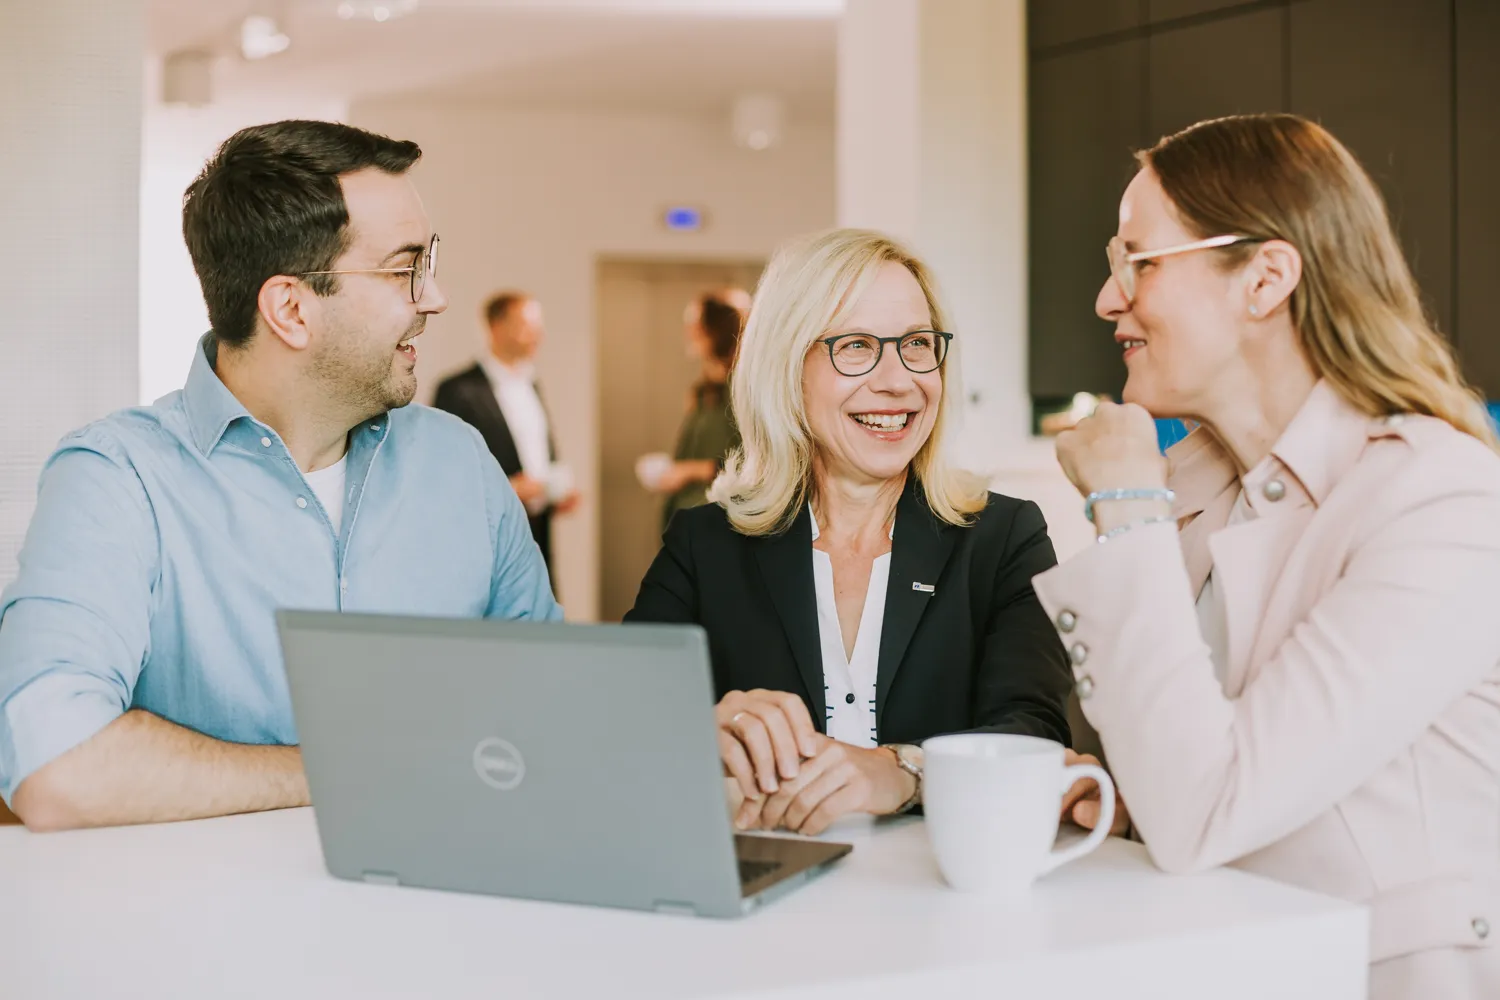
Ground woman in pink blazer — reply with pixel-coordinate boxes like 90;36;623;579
1040;113;1500;999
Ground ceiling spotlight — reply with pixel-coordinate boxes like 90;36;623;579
334;0;420;20
240;15;290;60
731;94;785;152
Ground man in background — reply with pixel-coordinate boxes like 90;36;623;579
434;292;579;570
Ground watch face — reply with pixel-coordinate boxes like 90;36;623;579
897;744;924;772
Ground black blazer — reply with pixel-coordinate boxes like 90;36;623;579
433;362;558;564
624;477;1072;748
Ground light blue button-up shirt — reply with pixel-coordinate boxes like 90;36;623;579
0;336;562;803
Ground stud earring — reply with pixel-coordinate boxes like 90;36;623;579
1248;303;1260;317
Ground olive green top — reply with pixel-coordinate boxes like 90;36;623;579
663;383;740;531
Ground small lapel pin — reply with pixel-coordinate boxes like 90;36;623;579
912;582;935;593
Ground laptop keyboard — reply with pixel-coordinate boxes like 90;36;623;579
738;858;782;885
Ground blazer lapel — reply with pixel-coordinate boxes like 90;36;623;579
875;479;956;726
468;366;521;472
752;506;827;729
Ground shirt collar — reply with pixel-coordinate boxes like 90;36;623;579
183;333;254;456
1167;379;1374;516
481;355;536;387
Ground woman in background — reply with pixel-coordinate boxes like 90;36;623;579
1042;113;1500;1000
650;289;748;531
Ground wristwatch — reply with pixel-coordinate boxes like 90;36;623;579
881;743;924;814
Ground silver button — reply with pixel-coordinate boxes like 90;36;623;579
1057;610;1078;634
295;497;308;509
340;577;348;592
1069;643;1089;666
1475;917;1491;940
1076;675;1095;699
1263;479;1286;502
260;437;272;448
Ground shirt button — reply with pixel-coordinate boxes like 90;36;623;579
1057;610;1078;634
260;437;272;448
296;497;308;509
340;577;348;592
371;424;382;432
844;692;855;705
1076;675;1095;699
1263;479;1287;502
1474;917;1491;940
1069;643;1089;666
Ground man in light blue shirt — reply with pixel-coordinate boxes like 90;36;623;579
0;120;562;830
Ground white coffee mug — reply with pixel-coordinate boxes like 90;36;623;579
922;733;1115;895
634;452;672;491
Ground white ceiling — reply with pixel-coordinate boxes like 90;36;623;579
146;0;840;120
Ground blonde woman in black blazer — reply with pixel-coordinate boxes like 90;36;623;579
626;228;1071;836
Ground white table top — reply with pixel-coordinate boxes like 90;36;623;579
0;808;1368;1000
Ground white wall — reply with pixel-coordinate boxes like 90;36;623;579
348;102;836;619
138;61;347;404
2;0;143;586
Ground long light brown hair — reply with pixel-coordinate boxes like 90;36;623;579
1142;113;1497;450
709;228;988;536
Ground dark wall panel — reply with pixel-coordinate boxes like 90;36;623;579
1289;0;1455;337
1029;0;1143;50
1029;39;1148;398
1148;0;1253;22
1456;0;1500;395
1148;7;1285;141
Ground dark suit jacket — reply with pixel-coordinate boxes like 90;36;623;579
433;362;558;565
624;477;1073;748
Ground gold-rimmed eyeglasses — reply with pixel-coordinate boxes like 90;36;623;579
1106;233;1258;304
300;232;440;304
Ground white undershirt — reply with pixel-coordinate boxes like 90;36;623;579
810;508;893;748
481;357;552;507
1194;488;1256;689
304;455;349;537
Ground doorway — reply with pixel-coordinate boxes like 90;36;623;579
595;257;765;622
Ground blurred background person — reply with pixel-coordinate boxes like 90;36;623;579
638;288;749;532
435;291;580;572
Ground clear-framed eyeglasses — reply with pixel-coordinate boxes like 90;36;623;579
1106;233;1259;304
818;330;952;377
300;232;440;304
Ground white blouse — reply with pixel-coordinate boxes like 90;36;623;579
809;509;894;748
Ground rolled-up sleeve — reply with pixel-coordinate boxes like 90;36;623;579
471;427;564;622
0;435;160;804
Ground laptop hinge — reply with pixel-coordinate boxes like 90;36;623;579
652;900;698;917
361;870;401;886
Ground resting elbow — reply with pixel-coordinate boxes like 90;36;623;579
1143;834;1219;876
10;770;90;832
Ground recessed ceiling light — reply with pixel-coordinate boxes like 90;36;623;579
334;0;419;20
240;15;290;60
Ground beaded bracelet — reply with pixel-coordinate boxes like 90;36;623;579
1083;488;1175;523
1096;515;1174;545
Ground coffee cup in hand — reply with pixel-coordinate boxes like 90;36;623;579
635;452;672;491
922;733;1115;895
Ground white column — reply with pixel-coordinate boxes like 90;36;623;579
837;0;1031;465
1;1;143;585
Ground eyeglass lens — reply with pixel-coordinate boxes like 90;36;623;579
829;332;947;376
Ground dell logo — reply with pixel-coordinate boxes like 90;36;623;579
472;737;526;791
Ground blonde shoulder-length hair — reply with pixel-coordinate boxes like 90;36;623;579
708;228;989;536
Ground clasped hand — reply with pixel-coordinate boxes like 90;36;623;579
716;690;916;837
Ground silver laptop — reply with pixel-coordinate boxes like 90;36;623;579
276;610;851;918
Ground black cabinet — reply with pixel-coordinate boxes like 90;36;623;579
1030;0;1143;50
1028;0;1500;403
1029;38;1148;399
1148;6;1286;140
1456;0;1500;392
1289;0;1455;341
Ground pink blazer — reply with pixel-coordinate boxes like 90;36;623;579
1033;382;1500;999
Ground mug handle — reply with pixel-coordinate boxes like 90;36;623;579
1039;762;1116;875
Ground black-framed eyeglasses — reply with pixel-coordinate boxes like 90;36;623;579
819;330;952;377
300;232;441;304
